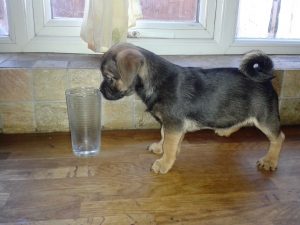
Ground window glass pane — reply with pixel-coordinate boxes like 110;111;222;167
140;0;198;22
50;0;85;19
236;0;300;39
276;0;300;39
0;0;8;36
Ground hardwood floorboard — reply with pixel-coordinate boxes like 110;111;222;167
0;126;299;224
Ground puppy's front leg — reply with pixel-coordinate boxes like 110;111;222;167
148;126;164;155
151;130;184;174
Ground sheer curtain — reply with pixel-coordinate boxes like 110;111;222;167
80;0;142;52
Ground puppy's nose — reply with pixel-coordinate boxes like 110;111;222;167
100;86;109;96
99;81;107;94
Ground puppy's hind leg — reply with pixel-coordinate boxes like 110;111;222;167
255;119;285;171
148;126;164;155
151;129;185;174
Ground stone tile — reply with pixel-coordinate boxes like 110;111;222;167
69;69;101;88
68;55;100;69
272;70;284;96
0;193;10;208
102;101;134;129
0;103;35;133
0;54;12;64
280;99;300;125
0;59;6;66
35;102;69;132
0;60;36;68
134;100;160;129
0;70;33;102
33;69;68;101
273;57;300;70
9;53;43;61
282;70;300;98
0;53;39;68
33;60;68;69
43;53;75;61
68;60;100;69
69;54;100;61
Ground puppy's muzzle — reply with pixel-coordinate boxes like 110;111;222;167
100;81;125;100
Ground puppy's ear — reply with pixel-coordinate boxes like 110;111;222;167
116;49;144;86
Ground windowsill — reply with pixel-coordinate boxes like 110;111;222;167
0;53;299;70
0;53;101;69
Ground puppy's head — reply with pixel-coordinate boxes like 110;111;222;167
100;43;145;100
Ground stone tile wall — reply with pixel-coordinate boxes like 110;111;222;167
279;71;300;125
0;53;299;133
0;68;159;133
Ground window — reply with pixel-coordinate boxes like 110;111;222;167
32;0;84;37
0;0;8;36
0;0;300;54
140;0;198;21
237;0;300;39
129;0;300;54
129;0;216;39
0;0;87;52
50;0;85;19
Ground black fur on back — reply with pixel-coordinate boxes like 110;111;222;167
134;47;280;133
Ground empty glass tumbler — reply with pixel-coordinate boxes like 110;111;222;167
65;87;101;157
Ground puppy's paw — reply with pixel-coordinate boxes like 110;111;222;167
147;142;163;155
256;157;278;171
151;159;172;174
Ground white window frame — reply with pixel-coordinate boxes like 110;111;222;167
129;0;216;39
0;0;300;54
32;0;82;37
0;0;34;51
129;0;300;54
0;0;91;53
0;0;14;44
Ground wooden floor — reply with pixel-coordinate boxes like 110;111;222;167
0;127;299;225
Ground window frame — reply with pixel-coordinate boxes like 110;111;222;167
0;0;300;54
129;0;300;54
0;0;35;51
129;0;216;39
32;0;83;37
0;0;11;43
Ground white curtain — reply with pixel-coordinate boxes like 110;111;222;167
80;0;142;53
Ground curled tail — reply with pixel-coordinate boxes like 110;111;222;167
239;50;274;82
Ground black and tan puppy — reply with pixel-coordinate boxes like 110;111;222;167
100;43;285;174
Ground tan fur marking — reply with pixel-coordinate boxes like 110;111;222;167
115;79;127;92
256;129;285;171
148;126;164;155
116;49;144;88
184;119;201;132
215;117;257;137
184;117;257;136
151;130;184;174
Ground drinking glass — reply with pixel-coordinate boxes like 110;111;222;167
65;87;101;157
